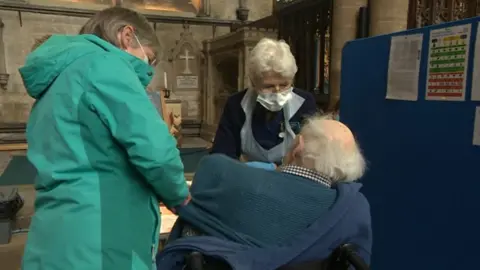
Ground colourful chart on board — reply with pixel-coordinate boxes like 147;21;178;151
426;24;471;101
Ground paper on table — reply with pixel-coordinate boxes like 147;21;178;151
386;34;423;101
471;23;480;101
473;107;480;146
160;206;178;234
160;215;178;234
426;24;471;101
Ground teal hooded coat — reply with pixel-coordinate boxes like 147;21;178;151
19;34;189;270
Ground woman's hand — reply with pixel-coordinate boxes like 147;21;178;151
168;194;191;215
182;194;191;205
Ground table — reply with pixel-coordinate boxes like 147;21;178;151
160;206;178;234
159;206;177;249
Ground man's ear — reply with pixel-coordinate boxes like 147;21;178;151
291;135;304;160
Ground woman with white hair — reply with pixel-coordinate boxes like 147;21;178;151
210;38;317;165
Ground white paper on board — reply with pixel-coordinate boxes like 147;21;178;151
471;23;480;101
426;24;471;101
386;34;423;101
474;107;480;146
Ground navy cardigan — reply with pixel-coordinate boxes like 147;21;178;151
210;88;317;159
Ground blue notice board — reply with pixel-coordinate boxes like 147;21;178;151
340;17;480;269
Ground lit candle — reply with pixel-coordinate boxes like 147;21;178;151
164;72;168;89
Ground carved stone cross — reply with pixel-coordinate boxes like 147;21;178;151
179;49;195;74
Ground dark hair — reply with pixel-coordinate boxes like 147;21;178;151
79;7;160;57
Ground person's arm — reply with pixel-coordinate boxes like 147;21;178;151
210;97;241;159
85;55;189;208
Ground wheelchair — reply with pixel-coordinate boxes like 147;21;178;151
162;217;370;270
181;243;369;270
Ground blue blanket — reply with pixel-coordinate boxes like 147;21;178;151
157;155;372;269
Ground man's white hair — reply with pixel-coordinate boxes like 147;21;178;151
248;38;298;83
299;116;367;182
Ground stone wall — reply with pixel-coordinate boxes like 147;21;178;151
0;12;86;122
0;0;273;122
149;23;230;121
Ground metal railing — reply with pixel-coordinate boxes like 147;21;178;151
408;0;480;29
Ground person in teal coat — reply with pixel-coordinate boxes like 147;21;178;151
19;7;189;270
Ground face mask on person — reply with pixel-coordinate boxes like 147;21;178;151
133;34;149;64
257;87;293;111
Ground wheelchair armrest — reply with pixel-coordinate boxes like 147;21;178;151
185;252;204;270
333;244;369;270
182;243;369;270
184;251;231;270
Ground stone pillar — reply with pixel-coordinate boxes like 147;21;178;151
329;0;368;108
0;19;9;91
369;0;409;36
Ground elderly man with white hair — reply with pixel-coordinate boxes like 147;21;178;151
210;38;317;167
157;116;372;270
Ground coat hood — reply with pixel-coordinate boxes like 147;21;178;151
19;34;153;99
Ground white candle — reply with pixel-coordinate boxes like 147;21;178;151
164;72;168;89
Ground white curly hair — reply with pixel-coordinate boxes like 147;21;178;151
296;116;367;183
248;38;298;84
